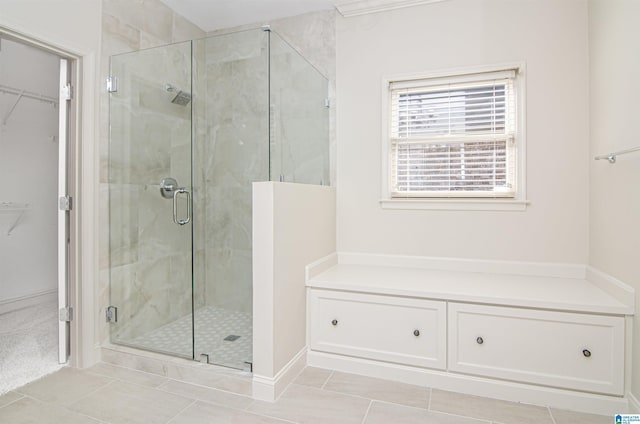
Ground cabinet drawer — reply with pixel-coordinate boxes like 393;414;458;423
448;303;624;395
308;289;446;369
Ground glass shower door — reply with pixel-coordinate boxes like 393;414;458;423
191;30;269;370
109;41;194;359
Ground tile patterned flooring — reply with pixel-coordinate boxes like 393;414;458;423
128;306;253;369
0;364;612;424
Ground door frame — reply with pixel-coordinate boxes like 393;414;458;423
58;56;70;363
0;25;98;368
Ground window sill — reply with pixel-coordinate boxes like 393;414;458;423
379;198;529;211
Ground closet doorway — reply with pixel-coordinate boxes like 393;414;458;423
0;34;75;394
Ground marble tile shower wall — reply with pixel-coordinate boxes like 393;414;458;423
197;20;336;315
108;61;194;342
266;11;336;186
208;10;337;186
98;2;337;350
197;33;269;315
98;0;205;345
270;33;330;186
199;12;336;315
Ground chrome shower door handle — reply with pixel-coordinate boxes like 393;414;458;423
172;188;191;226
160;177;179;199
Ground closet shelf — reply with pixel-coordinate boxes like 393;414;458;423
1;202;31;236
0;84;58;125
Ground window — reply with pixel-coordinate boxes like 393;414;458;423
387;68;521;201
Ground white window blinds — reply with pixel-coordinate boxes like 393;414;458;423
389;69;517;198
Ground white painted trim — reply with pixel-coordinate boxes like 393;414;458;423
0;22;99;369
586;266;635;307
253;347;307;402
252;375;276;402
380;198;529;211
0;20;89;59
629;391;640;414
337;252;587;279
308;350;629;416
0;289;57;315
380;62;527;211
79;50;99;369
334;0;448;17
625;316;633;396
305;253;338;282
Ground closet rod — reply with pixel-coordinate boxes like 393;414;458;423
0;84;58;105
594;146;640;164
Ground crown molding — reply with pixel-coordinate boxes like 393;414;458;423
333;0;448;17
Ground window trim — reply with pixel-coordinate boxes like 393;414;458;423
380;62;528;211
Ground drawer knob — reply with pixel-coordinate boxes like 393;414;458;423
583;349;591;358
331;319;338;326
476;336;484;345
413;329;420;337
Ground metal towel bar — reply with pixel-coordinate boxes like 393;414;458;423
594;146;640;164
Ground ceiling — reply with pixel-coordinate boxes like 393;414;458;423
159;0;336;32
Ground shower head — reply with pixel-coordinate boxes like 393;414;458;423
171;90;192;106
165;83;191;106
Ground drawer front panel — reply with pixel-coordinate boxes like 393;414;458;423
448;303;624;395
309;289;446;369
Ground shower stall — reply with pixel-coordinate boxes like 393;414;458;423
108;28;329;370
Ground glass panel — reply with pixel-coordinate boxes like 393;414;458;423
270;32;330;185
192;29;269;370
109;41;194;359
108;29;329;369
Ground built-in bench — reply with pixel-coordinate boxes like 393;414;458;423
305;253;635;415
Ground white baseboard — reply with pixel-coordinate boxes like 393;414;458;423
308;350;628;416
0;289;57;315
253;347;307;402
629;391;640;413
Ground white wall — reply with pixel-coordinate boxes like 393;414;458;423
588;0;640;406
253;182;336;399
0;39;60;306
336;0;590;263
0;0;102;54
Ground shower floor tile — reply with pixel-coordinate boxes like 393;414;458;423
129;306;252;368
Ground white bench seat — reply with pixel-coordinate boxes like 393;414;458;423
308;263;632;315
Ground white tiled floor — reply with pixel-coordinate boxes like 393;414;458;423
128;305;252;369
0;364;613;424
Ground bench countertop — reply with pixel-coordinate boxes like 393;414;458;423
307;264;633;315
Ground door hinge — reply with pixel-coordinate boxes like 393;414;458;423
61;83;73;101
324;98;330;108
106;305;118;323
59;306;73;322
59;196;72;211
106;76;118;93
